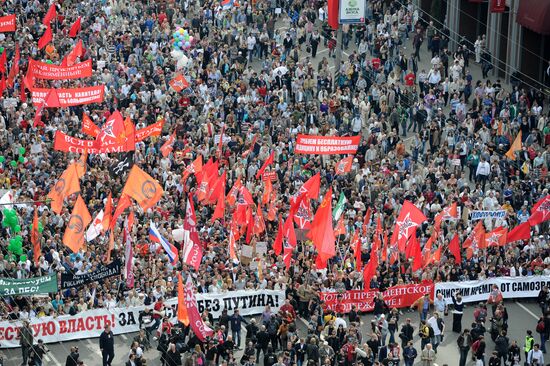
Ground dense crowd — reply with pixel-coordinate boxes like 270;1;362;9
0;0;549;365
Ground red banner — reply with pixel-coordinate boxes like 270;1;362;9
262;171;278;182
135;119;165;142
490;0;506;12
54;131;134;154
0;15;16;33
31;86;104;108
28;59;92;80
184;278;213;342
295;134;361;155
320;282;434;313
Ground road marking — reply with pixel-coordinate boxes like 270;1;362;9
86;338;102;356
515;301;539;320
44;351;63;365
121;334;129;341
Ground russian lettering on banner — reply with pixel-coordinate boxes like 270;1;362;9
28;59;93;80
0;15;16;32
435;276;550;304
295;134;361;155
320;282;434;313
0;275;58;296
31;86;105;108
60;260;122;289
54;131;134;154
135;119;165;142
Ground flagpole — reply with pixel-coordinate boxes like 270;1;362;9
0;199;51;206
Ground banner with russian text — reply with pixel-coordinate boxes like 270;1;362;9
0;289;284;348
135;119;165;142
295;134;361;155
435;276;550;304
320;282;434;313
60;259;122;289
0;275;57;296
0;15;16;33
31;86;104;107
54;130;134;154
28;59;92;80
469;210;507;221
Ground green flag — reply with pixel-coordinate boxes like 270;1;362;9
333;192;347;221
0;274;57;296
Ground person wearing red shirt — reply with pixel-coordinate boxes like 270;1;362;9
152;297;165;335
372;58;381;70
279;299;296;320
405;72;415;87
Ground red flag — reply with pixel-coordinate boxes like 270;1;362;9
226;178;242;206
182;195;204;270
182;155;202;184
334;216;346;236
38;26;53;50
410;235;423;271
0;74;5;96
177;273;189;326
485;227;508;247
372;216;382;252
101;193;112;233
308;188;335;266
267;198;277;221
449;233;461;263
327;0;339;30
255;151;274;179
82;113;100;137
352;232;362;269
464;221;486;260
405;232;418;258
283;238;294;269
0;50;6;74
528;195;550;226
335;156;353;175
183;277;214;341
208;171;226;205
217;125;225;157
290;173;321;213
391;200;427;252
65;40;84;67
211;173;227;222
434;202;458;232
293;199;312;229
6;46;19;88
273;215;283;255
43;3;57;25
31;209;40;265
69;17;81;37
229;220;238;260
362;207;372;234
283;214;297;247
253;204;265;236
169;74;190;92
362;253;378;288
245;205;254;244
506;222;531;243
422;234;435;267
110;193;132;230
160;132;176;157
262;179;273;205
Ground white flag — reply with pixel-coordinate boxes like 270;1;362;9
86;210;104;242
0;190;14;210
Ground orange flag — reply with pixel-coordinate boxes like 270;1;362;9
262;179;273;205
182;155;203;184
122;166;163;211
335;156;353;175
31;209;40;265
253;204;266;236
267;197;277;221
63;195;92;253
334;216;346;236
111;193;132;230
307;188;335;266
177;272;190;326
102;193;112;232
505;131;522;160
47;163;81;214
75;151;87;178
160;132;176;158
226;178;242;206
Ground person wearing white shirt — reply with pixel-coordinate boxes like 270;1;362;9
476;158;491;190
528;344;544;365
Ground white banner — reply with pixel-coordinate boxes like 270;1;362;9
435;276;550;304
339;0;366;24
469;210;507;221
0;289;284;348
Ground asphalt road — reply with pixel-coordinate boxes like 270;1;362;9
1;12;505;366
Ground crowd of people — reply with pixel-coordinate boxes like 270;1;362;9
0;0;549;365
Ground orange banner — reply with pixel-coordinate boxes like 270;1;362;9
28;59;92;80
31;86;104;108
0;15;16;33
135;119;165;142
54;130;134;154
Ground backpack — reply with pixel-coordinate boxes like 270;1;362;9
428;325;435;338
536;320;545;333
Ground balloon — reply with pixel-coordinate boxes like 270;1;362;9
19;147;25;155
14;225;21;233
178;41;183;47
18;156;24;163
189;36;194;43
20;254;27;262
10;161;17;167
179;28;184;34
185;41;190;48
0;156;4;163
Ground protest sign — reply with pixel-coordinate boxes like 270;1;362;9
31;86;105;107
0;275;57;296
60;260;122;289
469;210;507;221
28;59;92;80
0;15;16;32
295;134;361;155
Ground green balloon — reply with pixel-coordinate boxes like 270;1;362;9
13;225;21;233
10;161;17;168
20;254;27;262
19;147;25;155
18;156;24;163
46;60;53;64
0;156;4;163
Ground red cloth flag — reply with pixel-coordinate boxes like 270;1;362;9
255;151;274;179
182;195;203;270
183;277;214;341
410;235;423;271
289;173;321;214
208;171;226;205
101;193;112;232
528;195;550;226
308;188;335;267
422;234;435;267
124;211;135;289
211;173;227;222
449;233;461;263
267;198;277;221
362;207;372;234
169;74;190;92
352;232;362;269
464;221;486;260
334;216;346;236
182;155;202;184
405;232;418;258
327;0;339;30
6;46;19;88
273;215;283;255
391;200;427;252
253;204;266;236
293;199;312;229
506;222;531;243
65;40;84;67
69;16;81;37
335;156;353;175
111;193;132;230
242;134;258;158
283;214;297;247
362;252;378;288
31;209;40;265
226;178;242;206
82;113;100;137
283;238;294;269
38;26;53;50
485;227;508;247
434;202;458;232
0;50;6;74
43;3;57;25
372;216;382;252
177;273;189;326
262;179;273;205
160;132;176;157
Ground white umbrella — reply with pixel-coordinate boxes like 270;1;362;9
272;66;288;76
